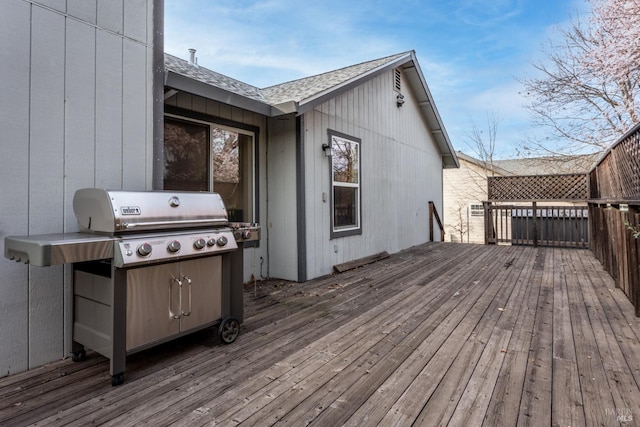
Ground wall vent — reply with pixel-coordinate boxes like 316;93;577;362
394;68;402;92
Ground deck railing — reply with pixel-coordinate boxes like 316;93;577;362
588;122;640;315
429;201;445;242
484;202;589;248
480;123;640;314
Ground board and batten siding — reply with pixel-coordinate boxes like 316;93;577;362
303;69;444;280
266;115;299;281
164;94;269;282
0;0;155;375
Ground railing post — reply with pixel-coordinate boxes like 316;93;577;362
532;201;538;248
483;201;493;245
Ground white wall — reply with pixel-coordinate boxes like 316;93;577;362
0;0;155;375
302;69;444;279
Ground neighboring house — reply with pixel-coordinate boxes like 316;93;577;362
0;0;457;376
443;151;598;244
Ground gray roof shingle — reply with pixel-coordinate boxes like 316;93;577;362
260;52;410;104
165;51;410;106
164;53;267;103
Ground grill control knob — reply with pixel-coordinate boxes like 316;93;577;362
207;238;216;247
167;240;181;253
216;236;228;247
137;243;152;257
242;229;252;240
193;238;206;250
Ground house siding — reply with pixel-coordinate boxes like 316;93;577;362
302;69;444;279
0;0;155;375
266;115;299;281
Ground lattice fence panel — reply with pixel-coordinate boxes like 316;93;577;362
591;125;640;200
612;131;640;198
488;174;588;201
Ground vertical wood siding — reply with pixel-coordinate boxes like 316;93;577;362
266;116;299;281
0;0;154;375
303;70;444;279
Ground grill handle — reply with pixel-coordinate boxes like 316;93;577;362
182;276;192;317
120;218;227;230
170;277;182;320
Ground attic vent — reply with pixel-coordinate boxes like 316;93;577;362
394;69;402;92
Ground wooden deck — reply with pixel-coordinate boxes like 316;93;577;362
2;243;640;426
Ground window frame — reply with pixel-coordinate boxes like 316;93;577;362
163;107;260;247
470;204;484;217
328;129;362;239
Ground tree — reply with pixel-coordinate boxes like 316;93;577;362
449;201;471;243
465;112;499;178
521;0;640;156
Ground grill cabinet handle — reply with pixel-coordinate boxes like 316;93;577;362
182;276;192;317
170;277;182;319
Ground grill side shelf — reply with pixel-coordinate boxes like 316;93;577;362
4;233;114;266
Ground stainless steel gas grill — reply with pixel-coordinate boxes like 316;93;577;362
4;188;259;386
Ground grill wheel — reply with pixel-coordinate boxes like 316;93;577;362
218;317;240;344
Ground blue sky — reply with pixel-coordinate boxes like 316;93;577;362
164;0;589;159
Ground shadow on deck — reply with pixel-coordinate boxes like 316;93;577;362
1;243;640;426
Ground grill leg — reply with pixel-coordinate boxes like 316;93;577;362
110;269;127;386
228;245;245;324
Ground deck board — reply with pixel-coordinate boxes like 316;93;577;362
1;243;640;426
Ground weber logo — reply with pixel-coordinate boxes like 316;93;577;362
120;206;141;215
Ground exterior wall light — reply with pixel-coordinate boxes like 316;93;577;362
397;93;405;107
322;143;333;157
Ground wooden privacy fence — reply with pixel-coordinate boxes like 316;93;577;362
589;122;640;315
484;202;589;248
589;204;640;314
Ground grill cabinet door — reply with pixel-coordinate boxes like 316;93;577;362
126;263;181;351
178;256;223;332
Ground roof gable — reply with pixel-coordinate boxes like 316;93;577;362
164;51;458;167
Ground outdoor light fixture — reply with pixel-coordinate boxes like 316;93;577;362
322;143;333;157
396;93;405;107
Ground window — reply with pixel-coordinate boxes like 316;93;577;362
329;130;361;237
470;204;484;217
163;115;256;224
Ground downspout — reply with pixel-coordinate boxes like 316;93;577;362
152;0;165;190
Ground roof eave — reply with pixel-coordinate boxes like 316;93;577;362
165;70;273;116
402;52;458;168
294;52;458;168
270;100;299;116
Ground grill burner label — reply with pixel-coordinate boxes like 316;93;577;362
120;206;141;215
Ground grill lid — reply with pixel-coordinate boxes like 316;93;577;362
73;188;229;234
